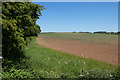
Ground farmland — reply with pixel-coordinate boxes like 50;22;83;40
37;33;118;65
23;33;118;78
2;2;119;79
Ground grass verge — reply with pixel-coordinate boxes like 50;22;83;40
24;37;118;78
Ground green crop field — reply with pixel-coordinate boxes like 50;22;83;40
39;33;118;45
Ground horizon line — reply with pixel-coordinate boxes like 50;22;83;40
40;31;119;33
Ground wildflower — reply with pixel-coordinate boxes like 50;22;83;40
79;74;84;77
110;74;113;77
48;58;50;60
83;62;86;65
0;56;2;59
65;62;67;64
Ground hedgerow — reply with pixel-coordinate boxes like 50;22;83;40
2;2;44;60
2;2;44;78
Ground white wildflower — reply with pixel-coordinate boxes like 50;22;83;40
0;56;2;59
110;74;113;77
83;62;86;65
80;74;84;77
65;62;67;64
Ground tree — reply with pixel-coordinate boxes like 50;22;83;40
2;2;45;60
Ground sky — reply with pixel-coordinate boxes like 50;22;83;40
32;0;120;2
32;2;118;32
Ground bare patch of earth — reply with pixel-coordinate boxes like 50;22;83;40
36;37;118;65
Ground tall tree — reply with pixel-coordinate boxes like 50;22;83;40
2;2;44;60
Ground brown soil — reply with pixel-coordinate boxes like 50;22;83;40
36;37;118;65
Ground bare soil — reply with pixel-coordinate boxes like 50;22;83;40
36;37;118;65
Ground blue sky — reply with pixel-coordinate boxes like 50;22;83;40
32;2;118;32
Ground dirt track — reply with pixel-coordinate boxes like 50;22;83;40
36;37;118;65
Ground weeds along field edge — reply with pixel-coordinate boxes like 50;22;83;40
23;36;119;78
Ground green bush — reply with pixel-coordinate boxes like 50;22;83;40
2;2;45;60
2;68;33;78
2;2;45;79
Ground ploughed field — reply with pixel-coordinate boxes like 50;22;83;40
37;33;118;65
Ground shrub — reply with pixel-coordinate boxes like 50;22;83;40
2;2;44;60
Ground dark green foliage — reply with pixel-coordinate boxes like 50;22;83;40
106;32;118;35
72;31;76;33
2;2;44;78
2;2;44;60
112;67;120;80
79;32;90;33
118;32;120;35
94;31;118;35
2;57;38;79
94;31;107;34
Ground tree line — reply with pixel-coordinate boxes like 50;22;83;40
73;31;119;35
